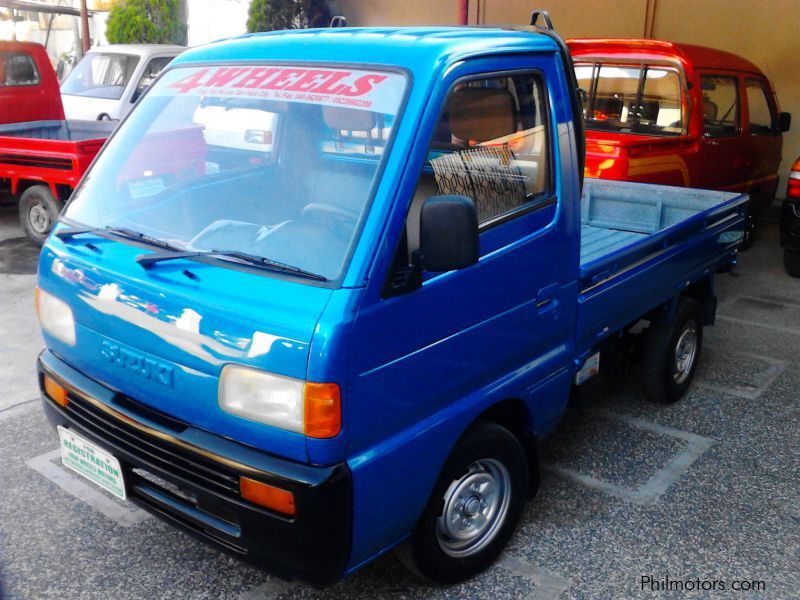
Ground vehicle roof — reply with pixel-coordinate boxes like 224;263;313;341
567;38;763;74
0;40;48;54
172;27;559;75
88;44;185;58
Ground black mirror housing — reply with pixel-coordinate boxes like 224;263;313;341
419;195;479;272
777;112;791;133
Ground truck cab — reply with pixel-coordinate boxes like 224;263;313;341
0;41;64;124
36;25;746;586
568;38;790;228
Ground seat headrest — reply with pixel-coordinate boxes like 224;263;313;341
448;87;516;143
703;97;718;120
323;106;376;132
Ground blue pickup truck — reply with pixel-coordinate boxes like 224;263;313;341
35;20;747;585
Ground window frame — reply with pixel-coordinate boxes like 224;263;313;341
744;78;776;136
419;68;556;234
575;59;689;137
61;59;413;289
131;55;174;104
700;74;741;139
1;52;41;87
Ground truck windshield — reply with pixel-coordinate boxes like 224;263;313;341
64;64;407;281
575;62;684;136
61;52;140;99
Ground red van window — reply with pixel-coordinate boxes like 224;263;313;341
701;76;739;138
575;63;683;136
745;80;775;135
0;52;40;87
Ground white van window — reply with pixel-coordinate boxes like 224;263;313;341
61;53;140;100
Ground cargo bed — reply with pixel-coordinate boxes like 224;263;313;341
576;178;747;352
0;119;115;242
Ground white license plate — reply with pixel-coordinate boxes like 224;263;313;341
58;426;126;500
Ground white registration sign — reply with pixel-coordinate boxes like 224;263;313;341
58;426;126;500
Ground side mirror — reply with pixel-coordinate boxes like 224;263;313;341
776;112;791;133
419;195;479;272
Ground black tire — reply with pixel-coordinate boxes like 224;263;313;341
784;250;800;278
642;297;703;404
19;185;62;245
395;421;529;584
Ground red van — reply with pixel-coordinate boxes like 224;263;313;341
0;41;64;124
568;38;790;239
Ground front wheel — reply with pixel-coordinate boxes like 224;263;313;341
395;421;529;584
784;250;800;278
642;297;704;404
19;185;63;245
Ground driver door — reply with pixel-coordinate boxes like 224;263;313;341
695;71;747;191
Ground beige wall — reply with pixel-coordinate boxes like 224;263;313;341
334;0;800;191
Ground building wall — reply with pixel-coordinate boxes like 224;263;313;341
334;0;800;191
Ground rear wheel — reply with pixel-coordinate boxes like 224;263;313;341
642;297;704;404
19;185;62;245
784;250;800;278
395;421;528;584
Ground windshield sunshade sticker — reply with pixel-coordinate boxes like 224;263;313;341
165;66;404;113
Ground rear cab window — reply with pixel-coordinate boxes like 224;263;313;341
575;62;684;136
0;52;40;86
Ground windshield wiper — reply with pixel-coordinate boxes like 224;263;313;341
55;225;181;251
136;248;328;281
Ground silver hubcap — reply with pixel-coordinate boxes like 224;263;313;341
436;458;511;557
29;204;50;234
673;320;698;384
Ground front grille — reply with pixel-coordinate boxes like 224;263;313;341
62;391;240;497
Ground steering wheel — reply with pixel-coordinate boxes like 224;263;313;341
301;203;359;234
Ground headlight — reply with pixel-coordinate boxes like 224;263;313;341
36;288;76;346
219;365;341;438
219;365;305;432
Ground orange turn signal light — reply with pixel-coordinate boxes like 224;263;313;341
240;476;296;516
43;374;69;408
304;382;341;439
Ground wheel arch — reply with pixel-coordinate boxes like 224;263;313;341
472;398;540;496
13;178;58;199
684;276;717;326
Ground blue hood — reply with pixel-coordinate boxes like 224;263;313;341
38;232;333;462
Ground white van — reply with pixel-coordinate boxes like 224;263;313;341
61;44;184;121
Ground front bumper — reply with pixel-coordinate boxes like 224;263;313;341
780;197;800;252
37;350;351;586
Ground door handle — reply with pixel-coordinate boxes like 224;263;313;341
536;283;560;314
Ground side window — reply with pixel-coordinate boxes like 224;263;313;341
132;57;173;103
0;53;40;87
408;72;550;245
701;75;739;138
746;80;775;135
